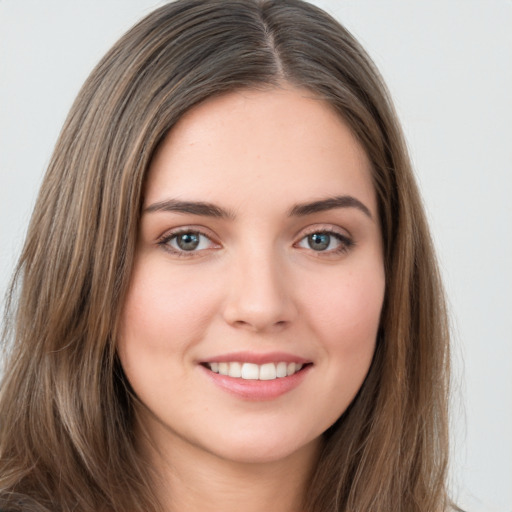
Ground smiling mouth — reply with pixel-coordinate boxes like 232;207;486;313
202;361;309;380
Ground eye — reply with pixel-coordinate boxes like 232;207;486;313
159;230;218;255
296;230;353;254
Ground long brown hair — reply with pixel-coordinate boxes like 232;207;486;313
0;1;452;510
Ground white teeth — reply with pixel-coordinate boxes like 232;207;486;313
228;361;242;378
205;361;306;380
241;363;259;380
259;362;277;380
276;362;287;378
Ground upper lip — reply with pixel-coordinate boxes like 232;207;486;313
200;351;311;365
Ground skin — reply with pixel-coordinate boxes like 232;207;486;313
118;85;385;512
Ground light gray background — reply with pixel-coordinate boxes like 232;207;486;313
1;1;511;511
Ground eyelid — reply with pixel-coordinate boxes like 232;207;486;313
295;223;352;241
157;226;221;256
293;224;355;255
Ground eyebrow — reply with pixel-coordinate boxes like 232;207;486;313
144;199;235;219
288;195;373;219
144;194;372;220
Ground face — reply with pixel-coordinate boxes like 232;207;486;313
118;86;385;466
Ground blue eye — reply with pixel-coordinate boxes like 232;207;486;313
175;232;200;251
162;230;215;253
297;231;352;253
307;233;331;251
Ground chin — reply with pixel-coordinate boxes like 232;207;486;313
199;428;322;466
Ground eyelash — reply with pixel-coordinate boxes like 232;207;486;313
295;227;354;256
157;227;354;257
157;228;219;257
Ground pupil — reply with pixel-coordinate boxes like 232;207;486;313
309;233;330;251
177;233;200;251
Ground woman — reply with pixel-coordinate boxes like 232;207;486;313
0;1;454;511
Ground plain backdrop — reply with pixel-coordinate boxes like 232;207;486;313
1;1;511;511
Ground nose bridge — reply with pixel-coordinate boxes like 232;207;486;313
222;239;295;331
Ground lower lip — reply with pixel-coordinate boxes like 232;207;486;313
199;364;311;401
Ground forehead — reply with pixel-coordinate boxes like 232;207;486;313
146;86;376;216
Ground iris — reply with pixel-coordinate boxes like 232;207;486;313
308;233;331;251
176;232;200;251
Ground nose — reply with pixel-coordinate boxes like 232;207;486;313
221;245;297;333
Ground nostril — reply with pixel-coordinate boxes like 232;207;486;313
230;318;289;332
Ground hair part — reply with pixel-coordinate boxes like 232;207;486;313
1;1;452;511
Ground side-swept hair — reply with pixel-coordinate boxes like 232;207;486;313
0;1;451;511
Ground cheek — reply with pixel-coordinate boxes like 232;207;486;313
309;266;384;324
117;258;222;361
300;262;385;360
284;263;385;436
